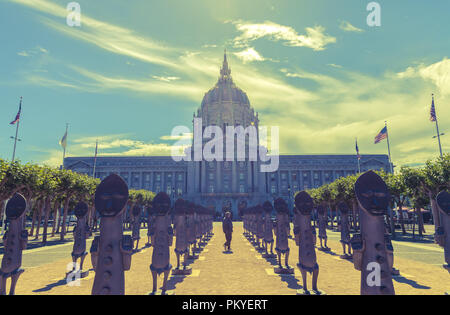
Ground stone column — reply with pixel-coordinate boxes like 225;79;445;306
232;160;237;193
216;161;222;192
247;161;252;193
201;161;207;193
161;171;165;193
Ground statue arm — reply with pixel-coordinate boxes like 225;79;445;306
436;226;445;247
350;234;365;271
89;236;100;270
20;229;28;250
120;235;133;271
293;226;300;246
168;225;174;247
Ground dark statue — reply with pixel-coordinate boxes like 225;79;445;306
351;171;395;295
0;193;28;295
91;174;132;295
149;192;173;295
294;191;323;295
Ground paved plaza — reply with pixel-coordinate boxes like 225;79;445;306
2;223;448;295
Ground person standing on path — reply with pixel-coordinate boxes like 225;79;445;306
223;212;233;252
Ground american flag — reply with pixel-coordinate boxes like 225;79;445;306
10;97;22;125
374;126;387;144
430;95;437;122
355;138;361;160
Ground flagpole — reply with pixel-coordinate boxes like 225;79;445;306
432;94;443;157
385;121;394;173
62;123;69;169
11;97;22;162
356;137;361;173
92;139;98;178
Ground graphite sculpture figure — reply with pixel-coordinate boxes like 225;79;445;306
69;201;90;279
173;198;191;275
0;193;28;295
274;198;293;273
294;191;323;295
262;201;275;258
91;174;132;295
131;206;142;251
150;192;173;294
317;205;329;250
338;201;352;259
351;171;395;295
436;191;450;272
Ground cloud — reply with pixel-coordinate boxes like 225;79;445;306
234;47;265;63
37;134;190;166
327;63;343;69
10;0;449;169
339;21;364;33
397;57;450;95
152;75;181;82
230;20;336;51
160;133;193;141
16;46;49;57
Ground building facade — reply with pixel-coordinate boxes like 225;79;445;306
65;53;391;215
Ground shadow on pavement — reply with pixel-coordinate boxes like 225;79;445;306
393;275;431;290
0;239;72;255
279;274;303;290
33;279;67;293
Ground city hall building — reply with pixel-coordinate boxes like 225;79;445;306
65;53;391;215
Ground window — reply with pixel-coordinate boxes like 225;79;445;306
292;173;297;181
209;185;215;193
239;172;245;180
239;184;245;193
156;174;161;181
209;173;214;180
271;185;276;194
281;173;286;180
178;174;183;181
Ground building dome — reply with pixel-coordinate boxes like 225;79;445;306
197;51;256;127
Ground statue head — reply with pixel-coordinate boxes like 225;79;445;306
6;193;27;220
186;202;195;215
338;201;350;214
317;204;326;216
173;198;186;215
146;201;153;215
94;174;129;217
255;204;264;214
263;201;273;213
294;191;314;215
274;198;288;214
152;192;171;216
132;205;141;217
436;191;450;215
74;201;88;218
354;170;390;216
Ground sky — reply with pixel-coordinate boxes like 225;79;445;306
0;0;449;170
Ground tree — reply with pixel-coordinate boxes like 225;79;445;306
421;154;450;232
